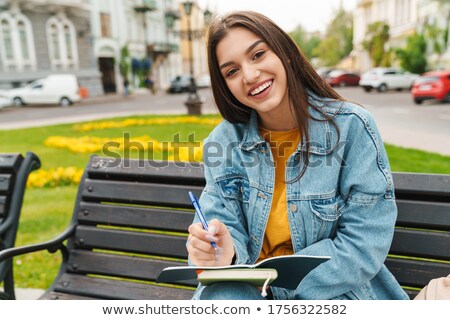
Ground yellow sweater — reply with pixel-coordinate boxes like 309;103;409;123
257;127;301;262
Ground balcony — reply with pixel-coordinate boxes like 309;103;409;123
133;0;157;13
152;42;179;54
11;0;91;12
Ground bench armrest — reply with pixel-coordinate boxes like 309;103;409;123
0;152;41;235
0;225;76;263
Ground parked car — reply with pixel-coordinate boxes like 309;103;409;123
316;67;337;79
326;70;360;87
411;70;450;104
167;75;193;93
359;68;419;92
0;90;11;110
196;74;211;88
5;74;81;107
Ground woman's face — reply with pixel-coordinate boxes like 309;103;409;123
216;27;293;130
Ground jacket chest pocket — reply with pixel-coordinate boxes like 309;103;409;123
309;195;344;242
216;176;251;217
217;177;250;202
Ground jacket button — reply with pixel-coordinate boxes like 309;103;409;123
290;203;298;212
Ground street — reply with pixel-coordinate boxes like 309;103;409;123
0;87;449;155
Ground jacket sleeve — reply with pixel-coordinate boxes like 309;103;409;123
295;112;397;299
188;158;251;266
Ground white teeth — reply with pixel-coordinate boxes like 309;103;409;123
250;80;272;96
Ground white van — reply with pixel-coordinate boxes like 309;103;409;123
7;74;81;107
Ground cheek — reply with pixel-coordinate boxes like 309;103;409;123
227;81;245;101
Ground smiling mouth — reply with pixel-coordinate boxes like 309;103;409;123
249;80;273;96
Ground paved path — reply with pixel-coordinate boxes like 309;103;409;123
15;288;45;300
1;88;449;156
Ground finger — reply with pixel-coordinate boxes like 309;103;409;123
188;222;205;236
187;243;217;261
189;222;218;242
208;219;229;237
188;235;217;253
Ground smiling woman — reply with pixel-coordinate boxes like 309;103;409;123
186;11;410;301
216;28;291;130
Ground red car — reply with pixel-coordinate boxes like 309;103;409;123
411;70;450;104
326;70;360;87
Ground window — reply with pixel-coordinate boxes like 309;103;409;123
46;16;78;70
0;12;36;71
100;13;112;38
18;21;29;60
50;23;60;60
64;25;72;59
1;20;13;60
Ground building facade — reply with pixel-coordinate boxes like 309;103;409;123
90;0;183;94
417;0;450;69
353;0;419;73
0;0;212;96
353;0;450;72
0;0;103;95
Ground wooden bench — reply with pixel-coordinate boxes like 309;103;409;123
386;172;450;299
0;152;41;299
0;155;448;299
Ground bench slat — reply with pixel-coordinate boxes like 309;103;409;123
40;292;98;300
404;289;419;300
82;179;203;209
87;157;205;185
385;257;450;288
78;202;194;233
393;173;450;202
0;174;12;194
75;226;188;259
396;200;450;231
390;229;450;260
53;273;194;299
0;196;6;218
68;250;197;286
0;154;23;173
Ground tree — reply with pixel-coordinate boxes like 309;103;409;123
289;25;321;60
119;45;130;79
395;33;427;74
363;21;391;67
424;22;448;68
313;36;342;66
313;8;353;66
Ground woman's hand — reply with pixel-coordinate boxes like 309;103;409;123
187;219;235;267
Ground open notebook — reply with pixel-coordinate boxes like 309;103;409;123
157;254;330;297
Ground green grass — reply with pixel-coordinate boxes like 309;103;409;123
385;144;450;173
0;114;449;289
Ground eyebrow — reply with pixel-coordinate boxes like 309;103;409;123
219;39;265;70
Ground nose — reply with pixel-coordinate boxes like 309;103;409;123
242;65;261;85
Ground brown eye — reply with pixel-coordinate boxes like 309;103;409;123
226;68;238;78
253;51;266;60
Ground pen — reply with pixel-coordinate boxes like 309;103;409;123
188;191;218;250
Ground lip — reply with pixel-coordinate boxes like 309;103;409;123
247;79;274;96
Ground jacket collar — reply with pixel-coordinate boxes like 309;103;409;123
238;92;337;155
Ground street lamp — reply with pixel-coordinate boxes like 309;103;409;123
165;2;212;114
179;1;207;115
182;1;201;115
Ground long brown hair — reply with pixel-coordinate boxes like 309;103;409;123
207;11;343;180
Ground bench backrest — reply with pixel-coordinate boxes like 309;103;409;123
388;173;450;299
50;156;203;299
51;156;449;300
0;152;40;299
0;154;23;226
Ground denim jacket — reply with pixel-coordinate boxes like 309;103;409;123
192;95;409;300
